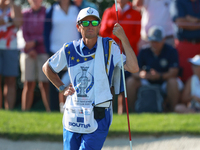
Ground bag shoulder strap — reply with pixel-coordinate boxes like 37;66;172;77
102;37;112;71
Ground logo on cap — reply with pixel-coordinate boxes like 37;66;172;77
87;7;93;14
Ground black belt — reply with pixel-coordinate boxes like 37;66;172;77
165;35;174;39
183;39;200;44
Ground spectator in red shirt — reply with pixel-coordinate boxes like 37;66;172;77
99;0;141;114
99;0;141;55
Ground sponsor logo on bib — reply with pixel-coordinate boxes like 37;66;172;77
69;122;91;128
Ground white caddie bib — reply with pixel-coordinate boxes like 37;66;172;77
63;96;98;133
62;38;103;133
62;36;115;133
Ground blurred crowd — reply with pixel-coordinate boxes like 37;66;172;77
0;0;200;114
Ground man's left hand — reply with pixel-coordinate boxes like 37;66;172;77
112;23;126;40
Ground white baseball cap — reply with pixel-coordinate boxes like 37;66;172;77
76;7;101;23
188;55;200;66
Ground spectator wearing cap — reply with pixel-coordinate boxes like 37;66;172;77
175;55;200;113
126;25;184;112
170;0;200;83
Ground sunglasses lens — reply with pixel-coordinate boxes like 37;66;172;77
80;20;99;27
91;20;99;26
81;21;90;27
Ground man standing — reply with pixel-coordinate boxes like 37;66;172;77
42;7;138;150
133;0;175;49
99;0;141;114
0;0;22;109
170;0;200;83
100;0;141;55
20;0;50;111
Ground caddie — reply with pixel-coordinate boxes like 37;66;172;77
42;7;139;150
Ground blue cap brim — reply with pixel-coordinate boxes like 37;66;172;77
148;37;162;42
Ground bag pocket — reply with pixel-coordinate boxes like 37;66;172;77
94;107;105;119
64;106;98;133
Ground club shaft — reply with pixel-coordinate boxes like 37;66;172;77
115;0;132;148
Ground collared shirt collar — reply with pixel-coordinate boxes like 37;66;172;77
80;39;97;55
117;3;130;13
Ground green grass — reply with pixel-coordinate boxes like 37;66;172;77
109;113;200;137
0;110;200;141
